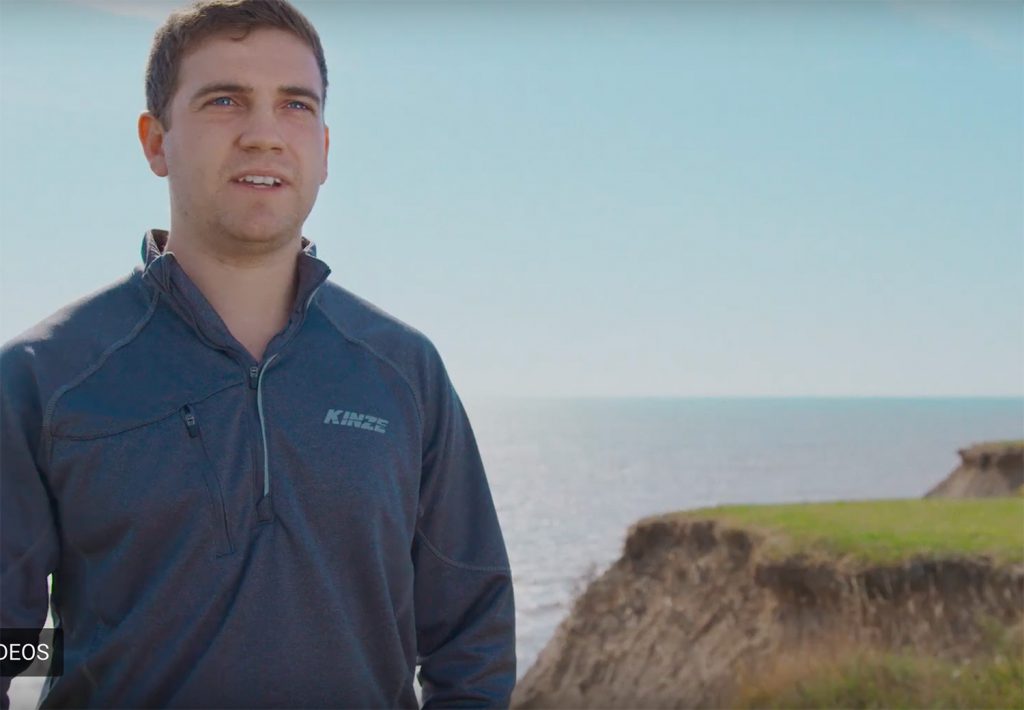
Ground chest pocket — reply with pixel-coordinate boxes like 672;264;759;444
51;398;236;628
52;399;234;560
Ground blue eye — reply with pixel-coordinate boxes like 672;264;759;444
287;100;312;111
209;96;235;106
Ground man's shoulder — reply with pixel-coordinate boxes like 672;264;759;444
1;268;152;388
312;279;448;389
314;279;440;359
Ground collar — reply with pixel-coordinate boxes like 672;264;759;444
139;229;332;362
141;228;322;274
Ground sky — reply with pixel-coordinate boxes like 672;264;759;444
0;0;1021;398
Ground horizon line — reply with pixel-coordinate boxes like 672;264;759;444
462;393;1024;400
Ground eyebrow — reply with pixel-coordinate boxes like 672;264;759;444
190;82;322;109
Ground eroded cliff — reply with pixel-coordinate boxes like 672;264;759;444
511;516;1024;709
924;440;1023;498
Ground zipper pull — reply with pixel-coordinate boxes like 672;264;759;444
249;365;259;389
180;405;200;438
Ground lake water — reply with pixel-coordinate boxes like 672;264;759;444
8;397;1022;708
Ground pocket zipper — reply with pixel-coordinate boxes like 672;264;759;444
181;404;200;438
178;404;234;557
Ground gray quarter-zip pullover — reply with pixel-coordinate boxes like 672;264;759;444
0;230;515;708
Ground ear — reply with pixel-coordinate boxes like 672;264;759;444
320;124;329;185
138;111;169;178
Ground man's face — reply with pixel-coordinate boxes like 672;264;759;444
145;28;329;252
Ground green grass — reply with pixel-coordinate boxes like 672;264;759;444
666;497;1024;565
660;493;1024;707
733;618;1024;709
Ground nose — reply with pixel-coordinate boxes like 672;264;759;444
238;104;285;153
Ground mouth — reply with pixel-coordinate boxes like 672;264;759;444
231;174;288;190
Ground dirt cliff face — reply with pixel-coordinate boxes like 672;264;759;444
510;517;1024;709
924;441;1023;498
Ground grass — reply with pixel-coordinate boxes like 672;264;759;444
732;616;1024;709
968;439;1024;453
977;439;1024;446
657;492;1024;707
665;497;1024;565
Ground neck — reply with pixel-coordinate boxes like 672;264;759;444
163;230;301;362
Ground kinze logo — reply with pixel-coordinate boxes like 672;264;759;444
323;409;389;434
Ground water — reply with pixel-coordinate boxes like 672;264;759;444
8;397;1022;707
467;396;1024;678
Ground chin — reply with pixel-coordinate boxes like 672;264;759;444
223;221;300;249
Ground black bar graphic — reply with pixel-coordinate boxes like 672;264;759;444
1;628;63;678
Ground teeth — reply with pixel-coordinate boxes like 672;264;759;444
238;175;281;185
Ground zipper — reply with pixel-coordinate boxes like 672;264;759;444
249;282;324;507
256;353;279;498
157;256;328;520
181;405;200;437
179;405;234;556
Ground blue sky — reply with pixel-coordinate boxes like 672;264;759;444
0;0;1020;398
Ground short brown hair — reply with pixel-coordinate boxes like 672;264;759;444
145;0;328;129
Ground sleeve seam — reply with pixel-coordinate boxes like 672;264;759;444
428;377;456;474
314;301;425;436
414;528;511;574
41;287;161;471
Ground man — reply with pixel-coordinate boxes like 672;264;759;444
0;1;515;707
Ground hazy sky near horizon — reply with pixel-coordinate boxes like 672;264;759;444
0;0;1021;398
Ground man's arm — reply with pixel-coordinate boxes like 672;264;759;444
413;355;515;708
1;345;61;710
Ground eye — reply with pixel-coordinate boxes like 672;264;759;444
208;96;236;107
286;100;313;111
